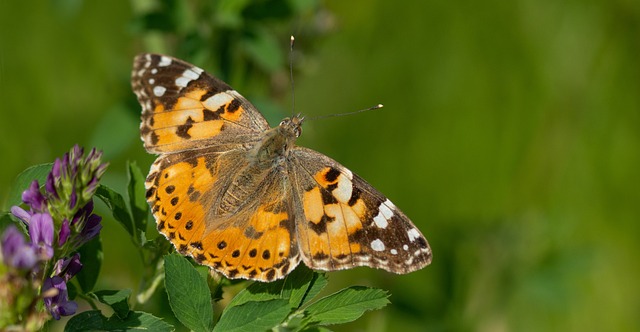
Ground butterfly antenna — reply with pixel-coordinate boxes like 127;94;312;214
307;104;385;121
289;35;296;117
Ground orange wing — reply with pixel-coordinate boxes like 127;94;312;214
289;147;432;274
145;148;300;282
132;53;269;154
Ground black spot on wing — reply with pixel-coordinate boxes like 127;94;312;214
176;117;194;139
324;168;341;183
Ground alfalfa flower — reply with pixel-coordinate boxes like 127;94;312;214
1;145;108;329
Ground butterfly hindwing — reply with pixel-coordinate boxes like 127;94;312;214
146;145;300;282
290;147;432;274
132;53;270;153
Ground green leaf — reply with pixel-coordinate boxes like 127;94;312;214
95;184;134;238
227;264;317;309
0;212;19;233
303;286;390;326
213;299;291;332
92;289;131;319
64;310;173;332
164;253;213;332
295;270;328;308
75;235;103;293
127;161;149;242
5;163;52;209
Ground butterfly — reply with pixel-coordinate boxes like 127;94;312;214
131;53;432;282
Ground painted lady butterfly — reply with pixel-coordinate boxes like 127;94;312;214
131;54;432;281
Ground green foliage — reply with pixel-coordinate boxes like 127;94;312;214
164;254;214;332
64;310;172;332
92;289;131;319
75;235;103;293
4;163;52;210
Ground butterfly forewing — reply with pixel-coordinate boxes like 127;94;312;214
132;53;269;153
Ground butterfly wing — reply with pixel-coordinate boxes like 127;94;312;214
146;146;300;282
289;147;432;274
132;53;270;153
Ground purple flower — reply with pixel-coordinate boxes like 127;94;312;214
58;219;70;246
29;213;54;260
22;180;46;212
79;214;102;244
53;253;83;281
42;276;77;320
1;226;37;270
10;205;32;224
45;171;58;199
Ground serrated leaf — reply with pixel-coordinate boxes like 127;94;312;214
76;235;102;293
95;184;134;238
303;286;389;326
93;289;131;319
227;264;316;309
5;163;52;209
286;265;319;308
164;253;213;332
296;271;328;308
127;161;148;242
213;299;290;332
64;310;173;332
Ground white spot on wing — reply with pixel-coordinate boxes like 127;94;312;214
175;76;191;88
373;200;394;229
343;168;353;180
379;200;394;219
391;249;398;255
373;213;388;229
371;239;385;252
190;66;204;75
148;78;155;84
151;68;158;74
332;175;353;203
176;68;202;88
384;198;396;210
403;244;409;251
407;228;420;242
203;92;234;110
158;56;172;67
153;86;166;97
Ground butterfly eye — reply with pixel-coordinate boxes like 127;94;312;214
279;120;287;126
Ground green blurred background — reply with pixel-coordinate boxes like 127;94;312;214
1;0;639;331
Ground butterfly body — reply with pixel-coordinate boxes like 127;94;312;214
132;53;432;282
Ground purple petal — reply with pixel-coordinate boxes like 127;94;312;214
51;158;62;178
1;226;38;270
29;213;54;259
58;219;70;246
22;180;46;211
58;300;78;316
69;187;77;209
79;214;102;243
45;172;58;198
10;206;32;224
53;253;83;281
43;276;77;320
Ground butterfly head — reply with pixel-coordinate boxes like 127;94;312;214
278;114;304;138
